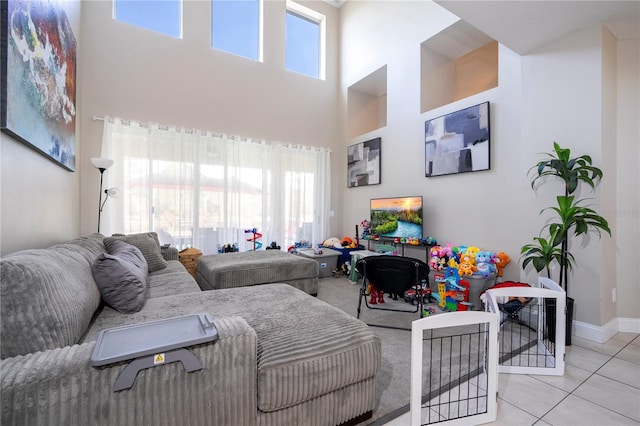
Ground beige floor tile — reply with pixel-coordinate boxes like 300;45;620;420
482;398;539;426
497;373;568;418
573;374;640;421
608;332;640;346
381;410;410;425
630;335;640;347
572;335;628;356
615;344;640;365
542;394;638;426
597;357;640;388
531;363;593;393
564;344;612;372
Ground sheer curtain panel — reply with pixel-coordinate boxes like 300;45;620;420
100;116;331;255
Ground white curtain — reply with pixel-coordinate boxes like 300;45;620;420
100;116;331;255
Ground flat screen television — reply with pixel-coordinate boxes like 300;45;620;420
370;196;423;239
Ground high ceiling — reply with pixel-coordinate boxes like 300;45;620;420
325;1;640;55
434;0;640;54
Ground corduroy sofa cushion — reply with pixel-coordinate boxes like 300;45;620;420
105;232;167;273
92;240;148;313
81;283;381;413
197;250;318;291
0;237;104;359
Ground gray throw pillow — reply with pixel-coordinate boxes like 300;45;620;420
92;240;148;314
104;232;167;272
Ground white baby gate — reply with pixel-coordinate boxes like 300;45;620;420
410;311;499;426
484;276;566;376
409;277;566;425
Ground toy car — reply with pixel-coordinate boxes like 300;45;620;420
403;285;436;305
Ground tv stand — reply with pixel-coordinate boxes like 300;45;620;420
365;238;433;262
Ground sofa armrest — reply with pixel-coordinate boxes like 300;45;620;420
161;245;179;261
1;316;257;426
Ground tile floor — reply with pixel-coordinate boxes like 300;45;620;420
384;332;640;425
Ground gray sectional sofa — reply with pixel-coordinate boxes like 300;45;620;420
1;233;381;426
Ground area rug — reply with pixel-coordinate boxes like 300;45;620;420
317;276;537;425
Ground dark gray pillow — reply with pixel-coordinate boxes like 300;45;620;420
104;232;167;272
91;240;148;314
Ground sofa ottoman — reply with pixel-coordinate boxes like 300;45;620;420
196;250;319;295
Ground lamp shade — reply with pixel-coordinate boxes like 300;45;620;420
91;158;114;170
105;187;119;198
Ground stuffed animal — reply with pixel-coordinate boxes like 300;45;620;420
494;251;511;276
475;250;496;278
429;255;440;271
341;237;356;248
322;237;342;248
457;259;477;276
466;246;481;256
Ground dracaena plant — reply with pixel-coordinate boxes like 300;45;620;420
521;142;611;295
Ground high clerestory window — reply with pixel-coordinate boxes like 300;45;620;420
114;0;182;38
212;0;262;61
286;1;325;80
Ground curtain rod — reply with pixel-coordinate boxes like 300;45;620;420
93;115;332;152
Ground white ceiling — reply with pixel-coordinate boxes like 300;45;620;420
430;1;639;55
325;1;640;55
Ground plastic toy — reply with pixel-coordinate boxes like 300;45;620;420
360;219;371;239
420;236;437;246
219;243;239;253
367;284;385;304
245;228;262;251
265;241;281;250
422;307;437;316
403;279;435;305
431;267;472;311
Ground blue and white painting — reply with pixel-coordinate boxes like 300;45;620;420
1;0;77;171
425;102;490;177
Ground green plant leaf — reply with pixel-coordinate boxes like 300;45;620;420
524;142;610;293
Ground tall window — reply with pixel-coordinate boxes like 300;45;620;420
286;1;325;79
114;0;182;38
212;0;261;61
100;117;331;255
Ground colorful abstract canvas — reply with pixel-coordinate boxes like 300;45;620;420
1;0;77;171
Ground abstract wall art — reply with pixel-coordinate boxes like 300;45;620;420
1;0;77;171
348;137;381;187
425;102;490;177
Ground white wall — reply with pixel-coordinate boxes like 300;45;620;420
339;0;525;277
338;1;638;330
79;0;341;237
2;0;637;333
0;1;82;256
615;37;640;323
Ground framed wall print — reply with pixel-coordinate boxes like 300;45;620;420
348;137;381;187
425;102;490;177
1;0;77;171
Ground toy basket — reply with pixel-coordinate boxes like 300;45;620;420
179;247;202;278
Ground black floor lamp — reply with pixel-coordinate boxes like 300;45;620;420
91;157;117;233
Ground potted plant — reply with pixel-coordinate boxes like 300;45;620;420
520;142;611;345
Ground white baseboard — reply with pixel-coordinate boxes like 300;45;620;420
574;317;640;343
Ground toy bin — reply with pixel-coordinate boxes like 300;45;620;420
297;248;341;278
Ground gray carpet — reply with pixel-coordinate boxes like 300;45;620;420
317;276;491;425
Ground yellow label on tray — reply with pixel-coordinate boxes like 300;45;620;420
154;353;165;365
